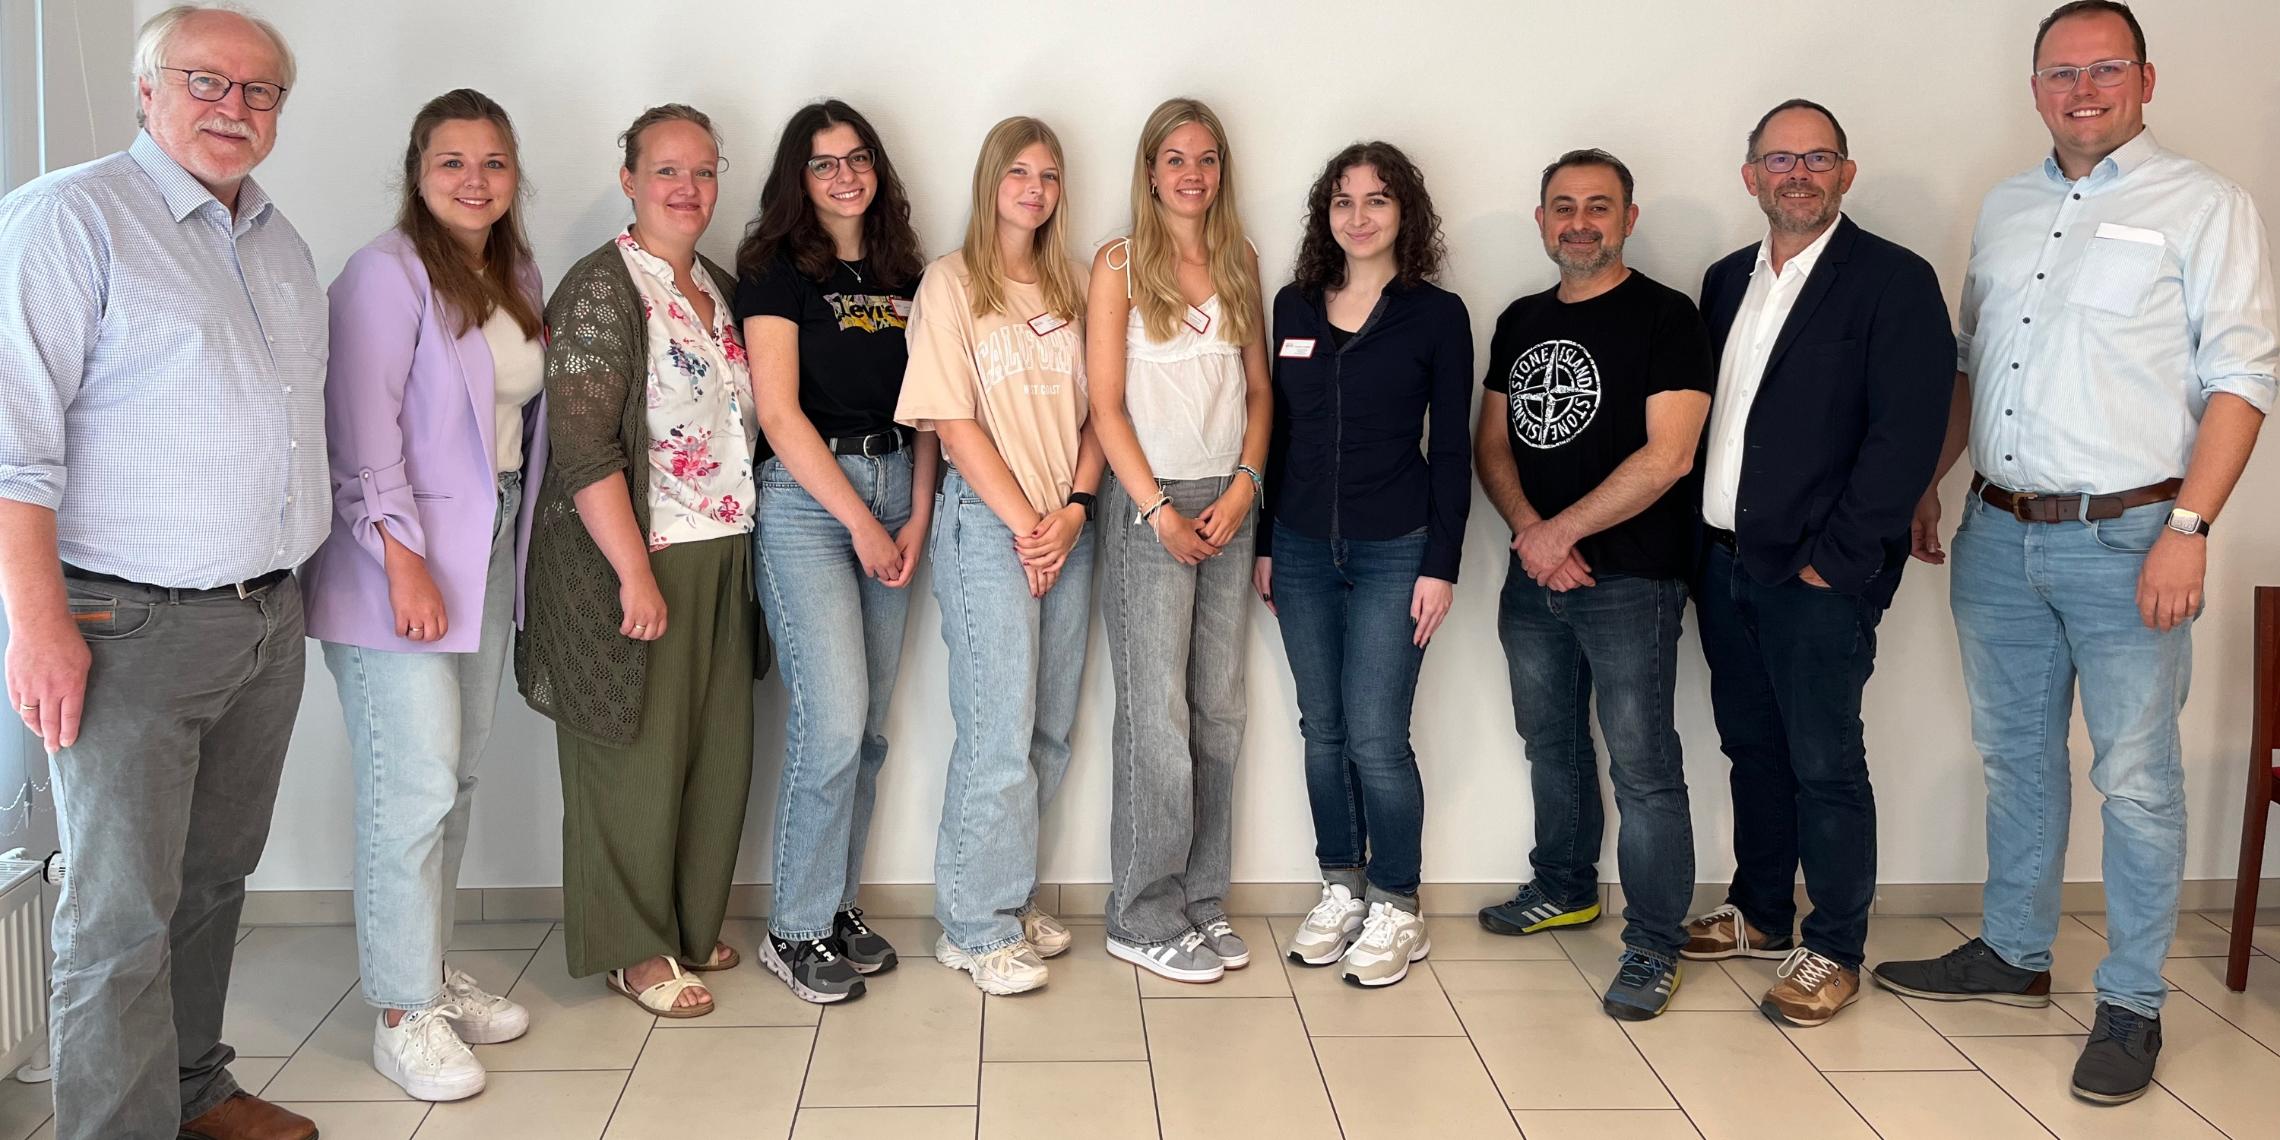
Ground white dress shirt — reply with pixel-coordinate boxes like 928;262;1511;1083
1701;216;1842;530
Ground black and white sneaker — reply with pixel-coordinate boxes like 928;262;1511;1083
761;935;866;1004
834;908;897;975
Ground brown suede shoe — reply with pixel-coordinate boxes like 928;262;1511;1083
1679;904;1795;961
180;1092;318;1140
1759;948;1861;1027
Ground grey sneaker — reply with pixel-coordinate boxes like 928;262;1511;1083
1196;916;1250;969
834;908;897;974
2072;1003;2161;1105
1286;883;1366;966
1601;948;1683;1021
1870;938;2053;1007
761;935;866;1004
1107;929;1224;984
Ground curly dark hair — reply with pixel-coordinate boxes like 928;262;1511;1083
1292;141;1446;294
735;99;924;290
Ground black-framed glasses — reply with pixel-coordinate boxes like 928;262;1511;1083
1755;150;1844;174
806;148;877;180
160;67;287;112
2033;58;2140;91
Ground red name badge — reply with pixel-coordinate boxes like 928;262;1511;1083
1183;305;1212;336
1028;313;1069;337
1278;337;1316;359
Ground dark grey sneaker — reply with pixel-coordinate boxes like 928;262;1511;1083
834;908;897;975
761;935;866;1004
1601;948;1683;1021
1479;882;1602;936
2072;1003;2161;1105
1870;937;2053;1006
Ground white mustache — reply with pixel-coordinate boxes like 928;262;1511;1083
195;116;253;140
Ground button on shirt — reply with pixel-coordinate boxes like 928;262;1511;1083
1959;131;2279;494
1702;216;1841;530
0;132;329;588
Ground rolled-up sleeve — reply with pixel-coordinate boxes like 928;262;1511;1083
543;271;637;496
2184;183;2280;415
0;194;103;510
325;245;427;560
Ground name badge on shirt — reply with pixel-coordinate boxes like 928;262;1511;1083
2093;221;2165;246
1183;305;1212;336
1278;337;1317;359
891;297;914;319
1028;312;1070;337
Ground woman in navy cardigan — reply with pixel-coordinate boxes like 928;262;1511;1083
1255;141;1472;989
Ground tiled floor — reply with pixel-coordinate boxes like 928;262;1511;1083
3;910;2278;1139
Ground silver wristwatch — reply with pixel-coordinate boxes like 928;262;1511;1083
2164;507;2210;537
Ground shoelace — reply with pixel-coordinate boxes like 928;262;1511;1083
1614;950;1667;990
2097;1006;2150;1055
442;969;505;1014
1776;947;1837;990
401;1002;469;1063
1176;929;1209;954
1304;889;1356;930
806;938;842;964
841;908;874;938
1502;883;1550;910
1202;917;1236;941
1355;905;1404;951
1691;903;1743;934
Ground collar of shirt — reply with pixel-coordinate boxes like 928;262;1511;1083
1751;211;1843;284
2040;127;2160;190
615;227;730;330
127;130;276;231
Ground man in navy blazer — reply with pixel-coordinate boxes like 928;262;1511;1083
1677;98;1954;1028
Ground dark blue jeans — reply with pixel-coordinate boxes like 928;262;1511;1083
1694;540;1882;968
1268;523;1430;901
1498;564;1692;959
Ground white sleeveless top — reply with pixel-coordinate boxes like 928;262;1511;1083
1110;240;1247;480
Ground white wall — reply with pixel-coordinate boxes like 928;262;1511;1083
119;0;2276;893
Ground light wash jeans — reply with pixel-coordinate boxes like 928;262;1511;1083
757;452;914;941
1100;476;1254;946
930;469;1095;953
1951;495;2191;1017
320;474;520;1011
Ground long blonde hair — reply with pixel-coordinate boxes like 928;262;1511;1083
961;116;1083;322
1126;98;1258;346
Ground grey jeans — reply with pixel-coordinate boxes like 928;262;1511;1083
49;571;304;1140
1101;476;1254;945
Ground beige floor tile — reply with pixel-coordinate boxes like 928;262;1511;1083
1825;1071;2053;1140
1314;1036;1521;1137
447;922;554;952
412;1070;626;1139
2075;911;2234;957
1422;916;1571;961
1144;998;1339;1139
649;920;820;1028
230;1056;288;1096
277;1102;430;1140
1136;917;1291;998
1944;915;2122;994
791;1107;977;1139
1897;993;2089;1036
1551;921;1754;1012
264;976;410;1102
2258;925;2280;958
1621;1012;1876;1140
22;1123;48;1140
1436;959;1672;1110
1509;1109;1703;1140
801;918;980;1107
1266;916;1463;1035
2056;990;2280;1138
223;925;363;1057
2163;954;2280;1053
2200;907;2280;932
982;932;1143;1062
1721;958;1969;1071
0;1075;51;1140
480;928;655;1071
1951;1034;2224;1139
603;1025;811;1138
978;1062;1155;1140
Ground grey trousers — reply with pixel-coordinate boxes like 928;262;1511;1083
1100;476;1254;945
48;571;304;1140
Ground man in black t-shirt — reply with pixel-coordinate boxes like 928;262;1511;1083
1470;150;1714;1023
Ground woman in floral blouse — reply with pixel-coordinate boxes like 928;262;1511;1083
517;103;767;1018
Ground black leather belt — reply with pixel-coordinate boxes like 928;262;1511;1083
1705;527;1738;551
62;563;290;601
827;429;908;457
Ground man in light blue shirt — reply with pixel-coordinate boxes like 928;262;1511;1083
1873;0;2277;1108
0;6;325;1138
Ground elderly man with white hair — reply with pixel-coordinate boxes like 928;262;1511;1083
0;4;324;1138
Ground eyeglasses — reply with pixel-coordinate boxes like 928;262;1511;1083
806;148;877;180
2033;58;2140;91
1754;150;1844;174
160;67;286;112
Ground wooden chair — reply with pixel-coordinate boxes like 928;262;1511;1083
2227;585;2280;991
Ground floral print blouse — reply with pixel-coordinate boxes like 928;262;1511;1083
615;229;758;549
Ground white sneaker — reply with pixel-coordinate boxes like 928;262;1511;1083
372;1004;485;1101
1341;902;1430;988
1286;883;1366;966
442;967;530;1044
936;933;1049;995
1020;909;1073;959
1107;929;1225;984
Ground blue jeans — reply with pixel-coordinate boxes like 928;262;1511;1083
930;470;1095;952
1268;523;1430;902
1695;540;1881;968
757;453;914;942
1952;496;2190;1018
320;474;521;1010
1498;566;1692;959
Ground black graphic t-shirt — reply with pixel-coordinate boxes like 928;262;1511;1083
733;251;916;439
1483;270;1713;579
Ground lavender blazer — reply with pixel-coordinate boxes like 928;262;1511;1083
301;229;549;653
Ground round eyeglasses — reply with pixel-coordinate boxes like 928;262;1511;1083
806;148;877;180
161;67;286;112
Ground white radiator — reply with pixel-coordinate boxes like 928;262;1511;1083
0;855;48;1078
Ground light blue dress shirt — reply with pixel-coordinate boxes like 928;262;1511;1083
1958;130;2279;495
0;132;329;588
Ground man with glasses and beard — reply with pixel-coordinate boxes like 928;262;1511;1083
1676;98;1952;1030
1472;149;1713;1022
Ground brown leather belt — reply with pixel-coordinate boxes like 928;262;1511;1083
1971;475;2182;523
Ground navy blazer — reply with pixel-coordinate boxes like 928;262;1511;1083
1697;216;1954;608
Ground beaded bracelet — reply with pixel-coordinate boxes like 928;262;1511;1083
1235;464;1265;505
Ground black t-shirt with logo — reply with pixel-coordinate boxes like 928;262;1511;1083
733;251;915;440
1483;270;1713;579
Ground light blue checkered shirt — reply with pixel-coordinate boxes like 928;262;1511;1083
0;132;329;588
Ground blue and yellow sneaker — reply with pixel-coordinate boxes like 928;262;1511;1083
1478;882;1601;936
1602;948;1683;1021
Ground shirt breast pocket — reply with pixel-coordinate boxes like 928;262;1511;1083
2066;225;2165;317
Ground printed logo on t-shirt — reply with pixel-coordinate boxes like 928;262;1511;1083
826;291;910;334
975;322;1081;395
1507;339;1601;450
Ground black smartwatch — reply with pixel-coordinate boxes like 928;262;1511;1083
1068;490;1097;522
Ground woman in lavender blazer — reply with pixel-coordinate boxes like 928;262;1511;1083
297;90;545;1102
